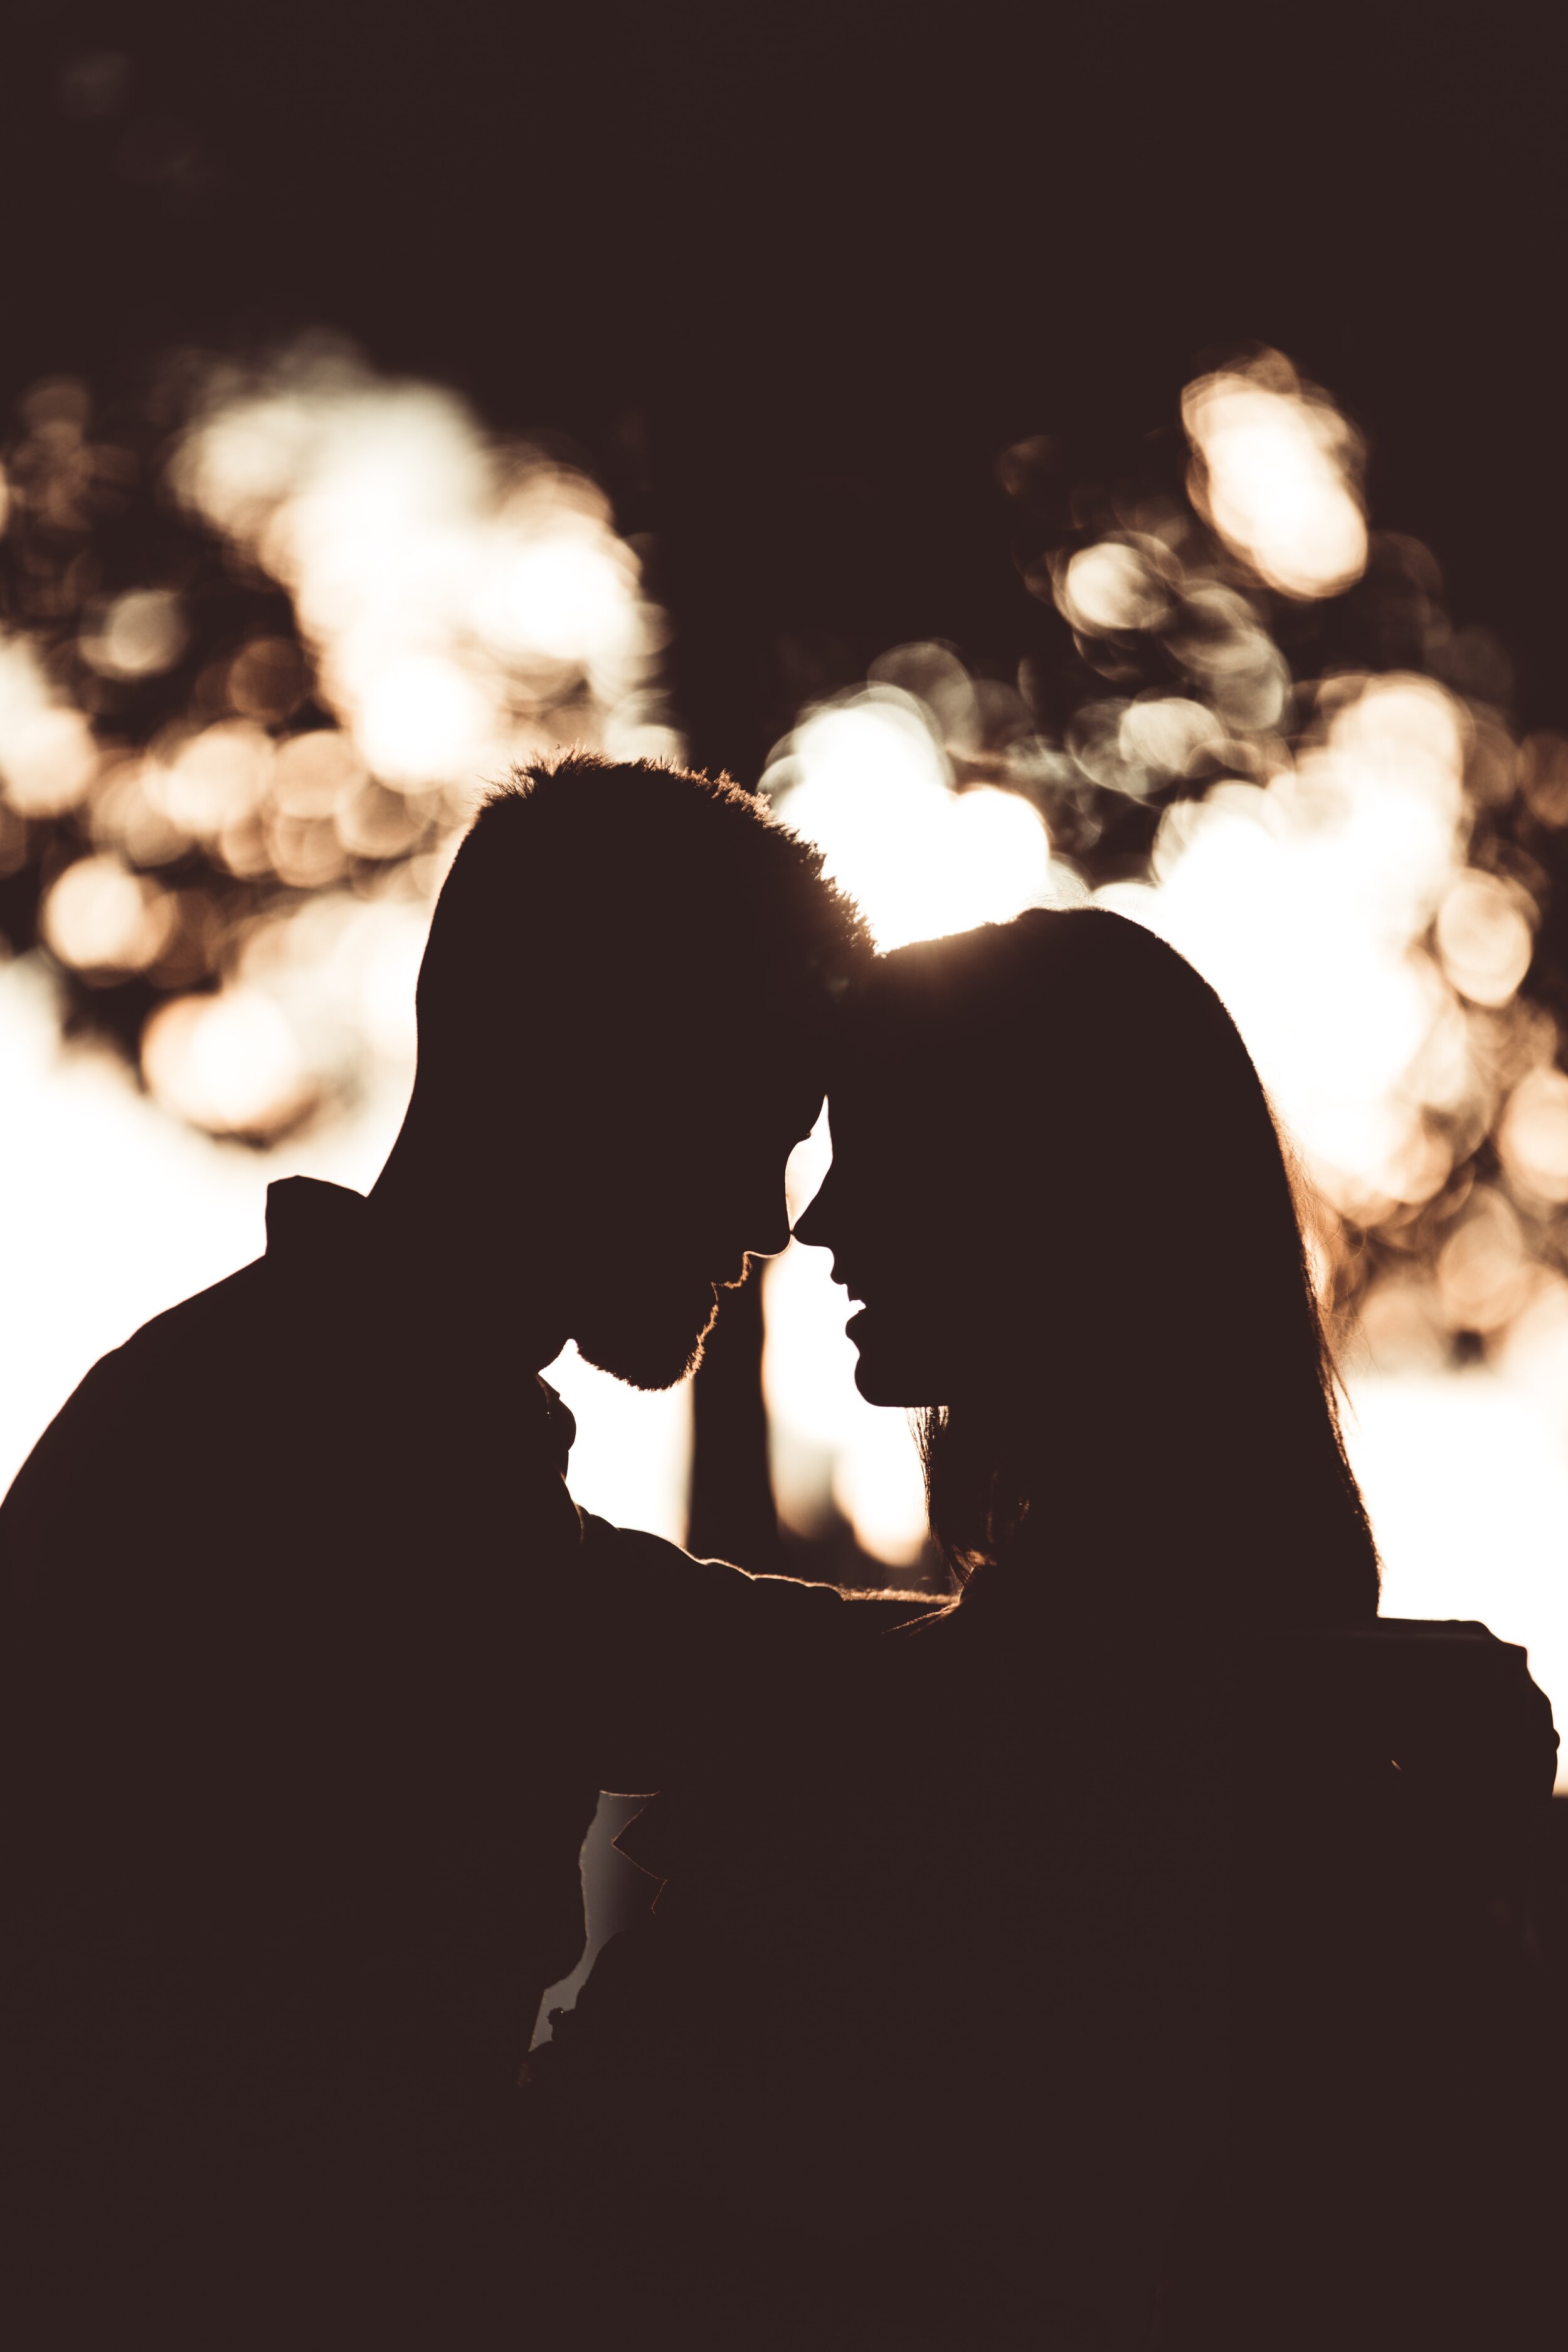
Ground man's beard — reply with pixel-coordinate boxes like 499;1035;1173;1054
573;1268;726;1392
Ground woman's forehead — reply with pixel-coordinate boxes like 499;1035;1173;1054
825;1052;924;1146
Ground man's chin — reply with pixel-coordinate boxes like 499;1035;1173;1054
574;1283;721;1393
850;1323;938;1410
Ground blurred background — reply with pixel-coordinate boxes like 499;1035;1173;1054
1;0;1566;1826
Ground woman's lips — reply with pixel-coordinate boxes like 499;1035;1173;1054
845;1306;870;1342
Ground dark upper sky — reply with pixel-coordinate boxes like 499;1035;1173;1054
4;0;1565;768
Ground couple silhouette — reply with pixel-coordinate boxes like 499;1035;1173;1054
1;754;1559;2349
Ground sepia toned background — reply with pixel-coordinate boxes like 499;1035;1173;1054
2;3;1566;1799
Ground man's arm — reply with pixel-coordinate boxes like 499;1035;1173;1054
569;1512;935;1796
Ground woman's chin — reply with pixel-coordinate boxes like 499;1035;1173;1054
849;1325;927;1409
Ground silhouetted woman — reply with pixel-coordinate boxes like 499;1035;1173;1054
537;911;1549;2350
800;904;1378;1628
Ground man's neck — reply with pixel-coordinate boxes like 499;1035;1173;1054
368;1128;570;1374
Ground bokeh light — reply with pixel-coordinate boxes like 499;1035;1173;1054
0;637;98;815
142;987;314;1139
1059;539;1174;635
1498;1067;1568;1206
760;664;1070;1561
2;336;1565;1771
1115;676;1472;1222
0;342;676;1140
763;684;1057;951
1182;354;1368;599
748;360;1568;1761
41;854;171;975
0;342;690;1565
1434;870;1535;1009
80;588;188;680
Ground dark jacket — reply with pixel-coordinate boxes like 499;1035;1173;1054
544;1589;1560;2351
0;1177;871;2341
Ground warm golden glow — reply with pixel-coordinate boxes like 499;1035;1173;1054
80;590;188;681
1519;731;1568;825
0;638;98;815
1182;356;1368;599
1118;697;1222;779
149;721;273;843
1435;1189;1532;1333
761;663;1078;1563
1497;1067;1568;1206
763;1230;928;1569
1123;677;1476;1222
1348;1373;1568;1791
1434;871;1535;1009
1;337;1565;1762
1059;539;1173;635
41;856;172;975
170;350;673;807
142;988;315;1138
765;688;1056;953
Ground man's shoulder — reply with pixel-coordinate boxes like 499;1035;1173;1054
111;1252;275;1369
63;1253;275;1415
0;1257;272;1538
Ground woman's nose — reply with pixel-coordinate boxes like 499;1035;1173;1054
792;1176;835;1252
745;1191;793;1260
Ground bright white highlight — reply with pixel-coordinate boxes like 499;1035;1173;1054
1123;677;1477;1219
171;350;669;805
142;988;313;1138
485;527;641;667
1434;871;1535;1009
1184;364;1367;600
354;655;492;788
0;349;687;1585
545;1342;694;1547
1060;540;1172;635
762;687;1059;1563
0;635;98;815
761;681;1060;1564
763;1237;928;1569
1348;1374;1568;1790
768;691;1053;953
149;721;273;840
42;856;171;973
97;345;681;1136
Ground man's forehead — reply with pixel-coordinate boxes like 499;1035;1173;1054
715;1034;824;1128
762;1054;827;1130
824;1031;923;1138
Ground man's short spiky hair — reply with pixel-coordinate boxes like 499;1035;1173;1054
415;750;870;1074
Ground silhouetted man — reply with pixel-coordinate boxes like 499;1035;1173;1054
0;754;874;2339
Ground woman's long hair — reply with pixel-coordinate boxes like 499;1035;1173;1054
862;909;1379;1628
